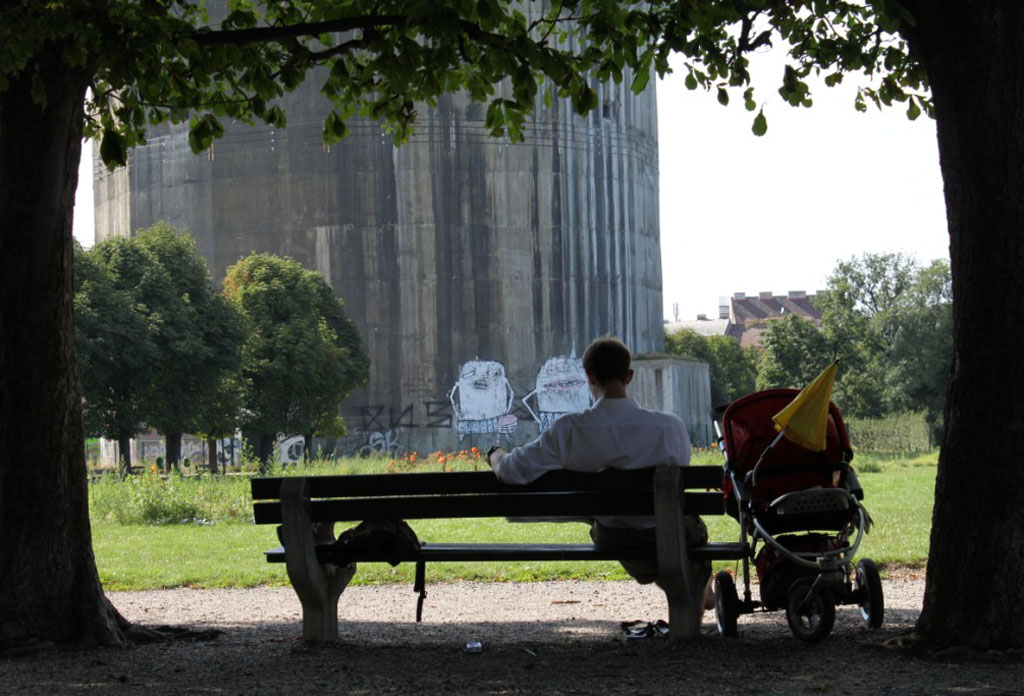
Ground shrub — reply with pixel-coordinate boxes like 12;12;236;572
846;412;933;455
89;471;252;525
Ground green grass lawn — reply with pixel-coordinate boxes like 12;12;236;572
91;457;936;590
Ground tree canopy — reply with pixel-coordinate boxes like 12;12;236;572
73;239;161;459
222;253;369;464
816;253;952;424
665;328;757;408
133;223;247;466
754;253;952;425
73;224;245;470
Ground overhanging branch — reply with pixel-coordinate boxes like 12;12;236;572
194;15;407;46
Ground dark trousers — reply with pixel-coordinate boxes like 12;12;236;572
590;516;709;585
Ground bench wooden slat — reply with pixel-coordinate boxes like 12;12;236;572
253;490;725;524
250;466;724;501
263;540;749;564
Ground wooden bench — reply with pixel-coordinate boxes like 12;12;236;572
251;465;746;643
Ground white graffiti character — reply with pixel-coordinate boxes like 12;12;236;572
522;355;592;432
449;359;518;439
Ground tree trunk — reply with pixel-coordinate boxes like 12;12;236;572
906;1;1024;649
164;432;182;472
207;437;219;475
117;434;133;478
0;52;129;647
245;432;275;473
304;432;314;464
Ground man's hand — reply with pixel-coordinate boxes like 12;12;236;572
486;445;506;470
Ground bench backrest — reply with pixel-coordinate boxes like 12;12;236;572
251;466;725;525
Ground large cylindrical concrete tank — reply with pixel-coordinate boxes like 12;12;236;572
94;21;672;456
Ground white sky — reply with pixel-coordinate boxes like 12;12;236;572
74;51;950;323
656;52;948;322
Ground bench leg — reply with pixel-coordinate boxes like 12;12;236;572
653;466;708;642
280;478;356;643
297;561;356;644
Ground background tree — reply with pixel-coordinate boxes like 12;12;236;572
754;314;834;388
665;329;757;408
814;253;952;424
192;376;246;475
223;254;369;470
133;223;246;470
3;0;1023;652
887;259;953;431
73;242;160;474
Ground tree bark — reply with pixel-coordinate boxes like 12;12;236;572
906;1;1024;649
245;432;275;473
117;434;133;477
207;437;219;475
164;432;182;472
0;51;128;647
304;432;314;463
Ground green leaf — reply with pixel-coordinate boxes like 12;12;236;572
323;112;349;143
752;109;768;137
99;127;128;168
717;87;729;106
631;66;651;94
743;87;756;112
684;73;698;90
907;97;921;121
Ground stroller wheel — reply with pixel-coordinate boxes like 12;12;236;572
714;570;739;637
856;558;885;628
785;578;835;643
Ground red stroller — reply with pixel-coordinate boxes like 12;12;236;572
713;388;883;642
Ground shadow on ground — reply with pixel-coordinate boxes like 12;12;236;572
4;609;1022;695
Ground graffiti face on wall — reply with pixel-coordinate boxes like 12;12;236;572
522;355;592;432
279;436;306;465
449;359;518;439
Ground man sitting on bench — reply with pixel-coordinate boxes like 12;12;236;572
486;336;712;606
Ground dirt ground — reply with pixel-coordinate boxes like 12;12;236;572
3;572;1022;695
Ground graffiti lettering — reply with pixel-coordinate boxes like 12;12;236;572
359;429;402;457
388;403;417;429
424;400;453;428
359;405;387;432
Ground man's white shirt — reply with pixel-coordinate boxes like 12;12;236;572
493;396;692;529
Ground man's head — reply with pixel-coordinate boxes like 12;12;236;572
582;337;633;396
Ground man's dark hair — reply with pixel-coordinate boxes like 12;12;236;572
582;336;631;385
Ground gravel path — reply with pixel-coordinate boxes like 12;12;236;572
4;575;1023;694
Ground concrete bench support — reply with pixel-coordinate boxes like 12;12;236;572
653;465;707;642
279;477;356;643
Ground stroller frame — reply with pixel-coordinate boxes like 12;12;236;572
713;389;884;642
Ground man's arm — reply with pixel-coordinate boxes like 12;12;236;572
486;422;568;485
